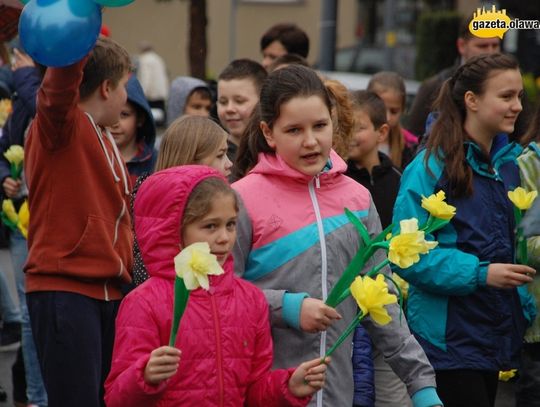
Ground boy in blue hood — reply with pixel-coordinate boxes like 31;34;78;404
109;74;157;184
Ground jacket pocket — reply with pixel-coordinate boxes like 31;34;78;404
58;215;131;280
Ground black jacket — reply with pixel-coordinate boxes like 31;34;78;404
345;152;401;228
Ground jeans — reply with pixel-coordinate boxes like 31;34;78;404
11;231;48;406
0;265;21;323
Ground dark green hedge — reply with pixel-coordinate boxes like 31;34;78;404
415;11;462;80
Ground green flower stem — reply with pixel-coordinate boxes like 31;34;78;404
0;213;18;232
423;216;450;235
514;207;528;265
323;311;364;360
366;259;390;278
169;276;190;347
10;163;21;180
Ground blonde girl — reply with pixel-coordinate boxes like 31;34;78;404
131;116;232;286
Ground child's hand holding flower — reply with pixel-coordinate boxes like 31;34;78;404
144;346;182;386
289;357;330;398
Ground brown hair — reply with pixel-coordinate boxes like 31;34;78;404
426;53;520;197
351;90;388;130
324;78;354;159
367;71;407;167
521;103;540;146
156;116;227;171
79;37;132;100
260;23;309;58
233;65;332;180
218;59;267;93
182;177;238;229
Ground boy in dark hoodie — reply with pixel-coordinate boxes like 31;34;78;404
346;90;411;406
109;74;157;184
345;90;401;229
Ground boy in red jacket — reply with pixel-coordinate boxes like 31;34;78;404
24;37;133;407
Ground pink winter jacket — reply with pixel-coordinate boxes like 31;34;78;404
104;165;310;407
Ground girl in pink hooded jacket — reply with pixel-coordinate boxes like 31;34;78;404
104;165;328;406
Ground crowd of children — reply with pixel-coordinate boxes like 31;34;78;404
1;16;540;407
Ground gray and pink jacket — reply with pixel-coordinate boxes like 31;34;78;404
233;151;441;407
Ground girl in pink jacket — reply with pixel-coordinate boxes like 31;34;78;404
104;165;328;406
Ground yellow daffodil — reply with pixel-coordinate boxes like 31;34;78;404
388;218;438;269
350;274;397;325
3;145;24;167
174;242;223;290
0;99;12;128
498;369;517;382
17;201;29;239
2;199;17;224
508;187;538;211
421;190;456;220
392;272;409;300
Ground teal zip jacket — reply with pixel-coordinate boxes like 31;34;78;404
392;134;536;371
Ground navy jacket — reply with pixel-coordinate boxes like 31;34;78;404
124;75;157;183
392;134;536;371
0;66;41;195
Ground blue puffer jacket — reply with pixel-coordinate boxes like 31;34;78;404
352;325;374;407
392;134;536;371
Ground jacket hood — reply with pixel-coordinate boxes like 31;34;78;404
166;76;209;126
126;74;156;148
134;165;232;281
249;149;347;183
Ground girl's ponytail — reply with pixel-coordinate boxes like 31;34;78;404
232;105;273;181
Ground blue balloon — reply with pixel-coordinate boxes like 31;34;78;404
19;0;102;67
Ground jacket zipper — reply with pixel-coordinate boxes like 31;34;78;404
210;293;224;406
309;175;327;407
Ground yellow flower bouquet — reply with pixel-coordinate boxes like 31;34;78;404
169;242;224;346
1;199;29;239
508;187;537;264
323;191;456;358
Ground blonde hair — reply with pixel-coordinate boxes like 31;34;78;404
156;116;228;171
324;78;354;159
367;72;406;167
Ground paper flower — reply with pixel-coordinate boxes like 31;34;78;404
350;274;397;326
0;99;12;128
17;201;29;239
508;187;537;211
4;145;24;179
1;199;29;239
2;199;17;224
174;242;224;290
388;218;438;269
421;190;456;220
498;369;517;382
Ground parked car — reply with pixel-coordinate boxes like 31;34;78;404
334;44;417;79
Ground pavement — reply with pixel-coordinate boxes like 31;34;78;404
0;247;517;406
